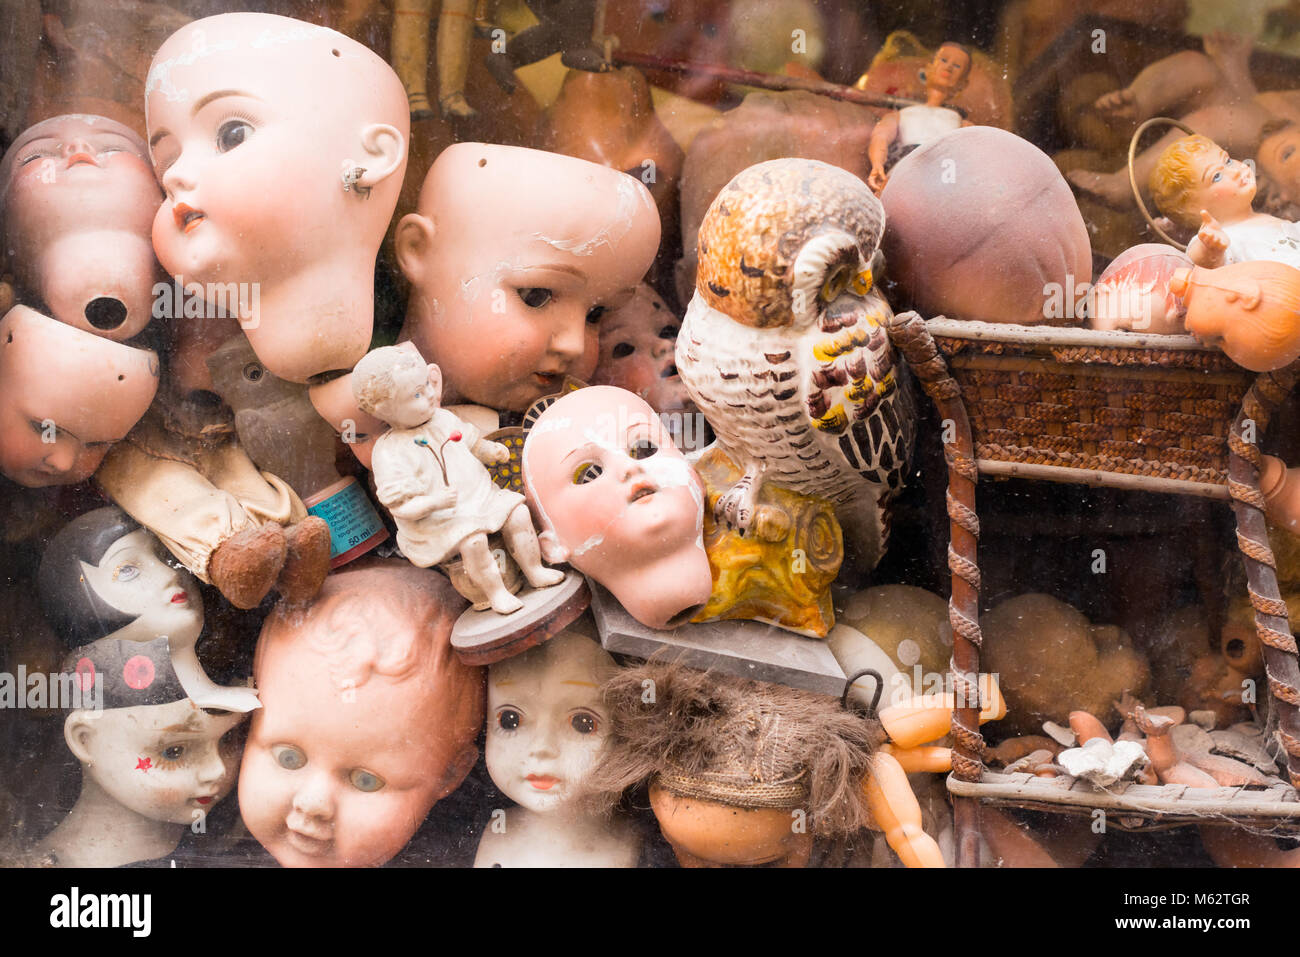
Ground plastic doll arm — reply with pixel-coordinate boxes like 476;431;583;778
867;112;898;193
1187;210;1229;269
472;438;510;465
879;743;952;774
863;751;946;868
877;678;1008;749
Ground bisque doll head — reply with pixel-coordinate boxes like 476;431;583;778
0;114;162;342
239;562;484;867
485;628;616;814
0;305;158;488
1259;123;1300;209
590;284;692;417
521;385;712;630
396;143;661;413
145;12;409;382
1150;135;1255;230
351;346;442;431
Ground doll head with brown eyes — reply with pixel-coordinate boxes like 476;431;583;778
0;115;162;341
474;625;638;867
590;284;695;420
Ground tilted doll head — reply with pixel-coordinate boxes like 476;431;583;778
38;507;202;650
351;345;442;431
0;115;162;341
521;385;712;630
0;306;158;487
1170;260;1300;372
145;13;409;382
1258;123;1300;212
1150;135;1256;230
585;663;881;867
590;284;693;417
61;636;246;827
485;627;617;814
396;143;661;413
239;562;484;867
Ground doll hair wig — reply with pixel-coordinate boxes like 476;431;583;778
583;661;883;837
38;506;142;648
1149;134;1226;230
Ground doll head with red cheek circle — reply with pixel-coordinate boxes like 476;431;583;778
145;13;409;383
521;386;712;630
396;143;661;413
0;306;158;488
239;562;484;867
0;115;161;341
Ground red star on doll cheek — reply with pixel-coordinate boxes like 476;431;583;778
136;757;152;772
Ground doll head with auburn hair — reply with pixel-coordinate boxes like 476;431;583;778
1151;134;1256;230
239;561;484;867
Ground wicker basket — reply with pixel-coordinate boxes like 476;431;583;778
926;319;1256;498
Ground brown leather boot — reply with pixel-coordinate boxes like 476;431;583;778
207;523;287;610
277;516;332;605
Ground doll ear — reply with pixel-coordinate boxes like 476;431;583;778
537;530;570;565
64;711;98;765
354;123;405;190
394;213;435;286
426;364;444;404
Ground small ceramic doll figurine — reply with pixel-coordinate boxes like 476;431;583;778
239;562;485;867
679;158;914;569
584;663;885;868
521;385;713;630
474;626;637;867
1150;134;1300;271
32;636;246;868
396;142;661;414
483;0;610;95
144;12;409;382
0;305;158;488
389;0;478;119
0;114;162;341
354;346;566;615
866;41;972;195
38;506;261;713
1169;260;1300;371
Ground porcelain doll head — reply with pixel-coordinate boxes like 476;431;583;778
61;636;245;829
0;306;158;487
145;12;409;382
239;562;484;867
396;143;661;412
38;506;202;651
1150;135;1255;230
1259;123;1300;211
0;115;162;341
590;284;692;417
521;385;712;630
485;628;616;814
351;345;441;430
585;663;880;867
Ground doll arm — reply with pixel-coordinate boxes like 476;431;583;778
1187;210;1229;269
867;112;899;193
472;438;511;465
376;474;457;519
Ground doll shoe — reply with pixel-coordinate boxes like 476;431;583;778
208;523;288;610
277;516;332;605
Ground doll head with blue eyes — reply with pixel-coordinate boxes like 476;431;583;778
239;562;484;867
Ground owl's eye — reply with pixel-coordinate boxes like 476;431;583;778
628;439;658;460
519;287;553;308
573;462;603;484
821;265;852;302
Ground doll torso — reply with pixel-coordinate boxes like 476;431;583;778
472;807;639;868
898;105;961;149
1223;216;1300;270
372;408;523;566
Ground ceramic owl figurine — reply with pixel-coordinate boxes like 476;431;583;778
676;158;916;569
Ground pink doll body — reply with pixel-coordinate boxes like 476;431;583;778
0;115;162;341
353;346;565;614
521;385;713;630
239;563;485;868
0;305;158;488
1088;244;1192;334
145;12;409;382
396;142;661;413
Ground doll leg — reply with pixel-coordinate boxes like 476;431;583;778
461;531;525;614
501;504;567;588
437;0;476;117
392;0;436;118
1094;50;1231;123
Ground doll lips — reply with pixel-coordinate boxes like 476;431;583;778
533;372;561;388
171;591;189;604
174;204;205;233
525;774;559;790
65;152;98;168
285;823;333;855
193;796;214;806
628;481;658;503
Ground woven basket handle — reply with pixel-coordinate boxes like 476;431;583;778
1128;116;1196;251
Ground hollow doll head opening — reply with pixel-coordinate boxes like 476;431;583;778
239;562;484;867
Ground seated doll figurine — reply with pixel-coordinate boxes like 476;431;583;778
1151;134;1300;271
0;114;162;341
31;636;246;868
521;385;713;630
474;626;638;867
0;305;158;488
353;346;565;615
396;142;661;414
239;562;485;867
38;506;261;713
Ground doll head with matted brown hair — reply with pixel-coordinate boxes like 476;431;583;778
583;661;882;867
